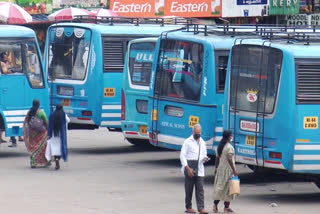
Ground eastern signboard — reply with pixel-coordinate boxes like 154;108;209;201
110;0;222;17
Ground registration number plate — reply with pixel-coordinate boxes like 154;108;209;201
62;99;70;106
139;125;147;135
245;135;256;146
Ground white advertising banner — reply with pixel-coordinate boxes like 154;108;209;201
222;0;268;17
287;14;320;25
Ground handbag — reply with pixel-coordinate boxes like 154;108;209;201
184;143;201;176
229;176;240;196
29;116;46;132
184;160;198;176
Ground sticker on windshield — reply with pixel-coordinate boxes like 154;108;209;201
246;89;258;102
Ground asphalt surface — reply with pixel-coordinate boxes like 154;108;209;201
0;129;319;214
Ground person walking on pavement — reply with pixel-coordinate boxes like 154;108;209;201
23;99;49;167
180;124;209;214
212;130;238;213
46;104;69;170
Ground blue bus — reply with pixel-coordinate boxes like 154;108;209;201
147;25;258;154
0;25;49;140
44;20;185;131
121;38;157;146
223;29;320;186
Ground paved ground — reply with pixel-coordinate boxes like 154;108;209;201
0;129;319;214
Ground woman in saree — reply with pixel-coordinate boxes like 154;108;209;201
23;99;49;168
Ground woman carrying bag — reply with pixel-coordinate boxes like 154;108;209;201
212;130;238;213
45;104;70;170
23;99;49;168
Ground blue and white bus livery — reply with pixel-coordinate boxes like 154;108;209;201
224;28;320;187
0;25;49;141
121;38;157;146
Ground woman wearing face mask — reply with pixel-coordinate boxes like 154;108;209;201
212;130;237;213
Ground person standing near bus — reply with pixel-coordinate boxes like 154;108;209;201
23;99;49;168
46;104;69;170
180;124;209;214
212;130;238;213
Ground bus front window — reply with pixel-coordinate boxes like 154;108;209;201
129;42;155;86
230;45;282;114
25;43;44;88
0;41;44;88
48;27;91;80
155;40;203;102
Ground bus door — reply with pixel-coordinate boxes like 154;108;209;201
228;45;282;167
150;39;205;150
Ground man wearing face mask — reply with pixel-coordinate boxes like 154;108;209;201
180;124;209;214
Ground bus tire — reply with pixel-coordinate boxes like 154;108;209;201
314;177;320;189
126;138;152;147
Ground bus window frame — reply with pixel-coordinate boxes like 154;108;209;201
229;45;282;114
155;39;204;103
47;26;92;82
0;39;45;89
215;50;229;94
127;40;155;89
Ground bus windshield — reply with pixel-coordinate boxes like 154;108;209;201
129;42;155;86
0;41;44;88
230;45;282;114
155;40;204;101
48;27;91;80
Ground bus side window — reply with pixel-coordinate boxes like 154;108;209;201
216;55;228;93
25;43;44;88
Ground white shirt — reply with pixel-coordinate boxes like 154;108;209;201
180;135;208;177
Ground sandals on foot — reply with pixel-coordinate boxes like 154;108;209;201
185;208;196;213
213;205;218;213
224;208;234;213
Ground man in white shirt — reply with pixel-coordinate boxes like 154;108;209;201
180;124;209;214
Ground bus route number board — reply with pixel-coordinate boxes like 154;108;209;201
140;125;147;135
189;116;199;128
62;99;70;106
245;135;256;146
303;116;318;129
104;88;115;97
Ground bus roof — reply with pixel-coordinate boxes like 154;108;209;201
49;22;185;36
163;32;250;50
235;38;320;58
0;25;35;38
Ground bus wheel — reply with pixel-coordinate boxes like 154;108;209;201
314;177;320;189
126;138;152;147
